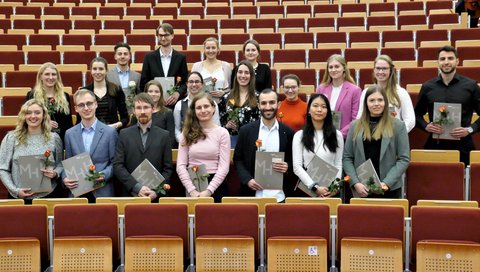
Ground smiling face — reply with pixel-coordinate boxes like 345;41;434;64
91;61;107;82
204;40;219;60
374;59;391;84
75;93;97;122
438;50;458;75
258;91;278;121
195;97;215;122
187;73;203;96
328;60;345;81
243;43;259;62
114;47;131;67
40;67;58;89
367;91;385;117
158;28;173;48
25;103;44;130
308;96;328;123
147;84;162;104
283;78;299;101
236;64;251;87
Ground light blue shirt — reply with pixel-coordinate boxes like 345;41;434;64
116;66;130;89
81;119;98;153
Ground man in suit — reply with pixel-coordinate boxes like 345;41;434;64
63;89;118;202
234;89;295;202
113;93;173;200
140;23;188;106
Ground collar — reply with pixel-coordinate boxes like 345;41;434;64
260;118;279;132
81;118;98;131
137;121;152;131
435;73;460;85
159;48;173;58
116;65;130;74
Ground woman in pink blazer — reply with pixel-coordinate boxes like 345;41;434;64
317;54;361;139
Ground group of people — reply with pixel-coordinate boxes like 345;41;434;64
1;22;479;204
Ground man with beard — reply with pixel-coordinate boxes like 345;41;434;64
415;46;480;164
114;93;173;200
234;89;295;202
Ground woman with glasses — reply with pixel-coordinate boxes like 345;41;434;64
25;62;73;141
357;55;415;132
0;99;63;203
174;72;221;143
177;93;230;202
192;37;231;101
80;57;128;129
277;74;307;131
317;54;361;139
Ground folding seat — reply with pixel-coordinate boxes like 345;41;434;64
154;0;179;7
259;5;284;19
2;96;29;115
62;34;93;49
417;47;440;67
411;206;480;271
108;0;131;6
221;33;250;51
94;34;125;46
219;18;245;35
399;67;438;90
382;30;414;48
97;50;116;63
179;50;203;70
27;51;61;64
163;19;189;34
337;16;366;32
124;6;151;19
313;4;339;18
265;204;330;272
195;203;258;272
0;51;25;69
415;29;449;48
173;33;188;50
410;149;460;163
126;34;156;50
221;197;277;215
205;6;231;19
252;33;282;50
232;6;257;19
43;6;70;18
4;71;37;87
0;205;48;271
15;6;42;18
55;0;81;5
286;4;312;18
341;3;367;17
451;28;480;47
278;18;305;34
381;47;417;68
182;0;204;7
398;14;428;30
429;13;461;29
337;204;404;272
456;67;480;82
316;31;347;49
344;48;378;69
368;2;395;17
357;68;374;89
206;0;230;7
349;30;380;48
43;19;73;33
425;0;454;15
397;1;424;16
406;162;464;207
279;68;317;94
63;51;97;65
188;33;219;51
178;6;204;19
32;198;89;217
74;19;102;34
103;20;131;34
98;6;125;18
307;17;336;32
350;198;409;216
190;19;218;34
0;6;14;18
151;6;178;19
249;18;276;33
12;19;42;32
53;204;119;271
284;32;314;49
124;203;188;272
71;6;97;17
231;0;255;7
308;48;342;70
132;19;160;31
416;199;478;207
367;15;396;31
273;49;306;69
0;33;27;50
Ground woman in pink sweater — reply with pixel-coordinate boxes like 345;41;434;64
176;93;231;202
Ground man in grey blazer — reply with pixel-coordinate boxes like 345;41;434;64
63;89;118;202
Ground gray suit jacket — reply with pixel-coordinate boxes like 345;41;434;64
63;120;118;197
107;66;141;94
343;118;410;191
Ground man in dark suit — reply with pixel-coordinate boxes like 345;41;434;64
139;23;188;106
63;89;118;202
113;93;173;200
234;89;295;202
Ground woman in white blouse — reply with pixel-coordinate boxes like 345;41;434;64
357;55;415;132
293;93;344;197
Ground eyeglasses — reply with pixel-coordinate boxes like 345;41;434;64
188;80;202;84
374;67;390;72
76;101;95;109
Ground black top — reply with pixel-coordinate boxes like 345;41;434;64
26;90;73;142
363;116;382;177
231;63;273;93
130;110;176;147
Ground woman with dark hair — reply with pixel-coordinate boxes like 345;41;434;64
343;85;410;199
176;93;230;202
293;94;344;197
26;62;73;141
219;60;260;147
80;57;128;129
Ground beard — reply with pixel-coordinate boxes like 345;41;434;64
440;65;456;75
137;115;151;124
261;108;278;120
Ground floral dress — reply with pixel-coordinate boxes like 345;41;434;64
218;93;260;136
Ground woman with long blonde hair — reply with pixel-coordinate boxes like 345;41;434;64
176;93;230;202
317;54;361;138
357;55;415;132
343;85;410;199
0;99;64;202
26;62;73;141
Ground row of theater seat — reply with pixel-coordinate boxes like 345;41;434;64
0;199;479;271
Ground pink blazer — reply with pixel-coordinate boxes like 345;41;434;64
317;81;361;138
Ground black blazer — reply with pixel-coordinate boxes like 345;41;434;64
233;120;295;196
139;49;188;96
113;125;173;196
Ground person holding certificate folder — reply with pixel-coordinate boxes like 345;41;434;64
343;85;410;199
293;94;344;197
176;93;230;202
0;99;63;202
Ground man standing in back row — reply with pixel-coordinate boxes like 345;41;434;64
415;46;480;165
140;23;188;106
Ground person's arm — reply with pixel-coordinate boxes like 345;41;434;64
63;92;74;131
52;133;63;178
213;102;221;126
0;133;20;197
176;135;196;194
115;87;129;128
113;132;139;193
469;82;480;132
177;55;189;97
222;61;232;93
341;86;361;138
397;86;416;132
207;129;231;193
165;110;176;147
173;101;182;142
103;128;118;181
292;132;316;188
334;131;344;179
414;84;430;130
160;132;173;183
342;122;360;186
382;121;410;188
233;127;254;185
356;89;367;119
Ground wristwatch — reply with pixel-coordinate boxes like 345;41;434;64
467;127;474;134
311;185;318;192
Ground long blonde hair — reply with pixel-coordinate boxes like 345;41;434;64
32;62;70;115
14;99;52;146
354;85;394;141
320;54;356;86
373;55;401;108
182;92;215;146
